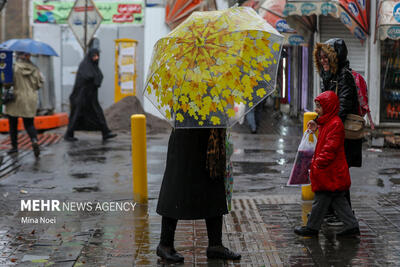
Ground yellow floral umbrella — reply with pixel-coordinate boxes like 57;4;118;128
144;6;284;128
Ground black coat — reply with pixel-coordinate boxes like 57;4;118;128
156;129;228;220
67;49;110;134
314;38;362;167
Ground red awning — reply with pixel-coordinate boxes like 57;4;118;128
165;0;204;29
338;0;369;34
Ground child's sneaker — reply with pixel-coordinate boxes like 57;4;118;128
325;216;344;227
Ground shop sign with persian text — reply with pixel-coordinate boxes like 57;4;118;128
33;1;144;25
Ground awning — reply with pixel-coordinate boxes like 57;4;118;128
284;1;369;43
243;0;309;45
376;0;400;40
165;0;205;29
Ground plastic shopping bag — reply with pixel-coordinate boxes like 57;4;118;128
233;102;245;125
287;130;317;185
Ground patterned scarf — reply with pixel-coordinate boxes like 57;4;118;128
206;128;226;180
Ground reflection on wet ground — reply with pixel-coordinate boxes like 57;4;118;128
233;162;281;175
0;122;400;265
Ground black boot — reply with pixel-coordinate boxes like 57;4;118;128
294;226;319;237
156;244;184;263
32;141;40;158
206;245;241;260
64;134;78;142
7;147;18;154
102;132;117;141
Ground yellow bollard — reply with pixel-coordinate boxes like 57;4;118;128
131;114;148;204
302;112;317;201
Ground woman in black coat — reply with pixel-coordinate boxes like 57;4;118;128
310;38;362;208
64;48;116;141
156;128;241;263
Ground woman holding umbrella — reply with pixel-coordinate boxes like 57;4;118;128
4;52;43;157
145;6;283;263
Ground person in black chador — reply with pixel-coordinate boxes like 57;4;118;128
64;48;116;141
156;128;241;263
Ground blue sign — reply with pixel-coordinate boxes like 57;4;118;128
301;3;317;15
283;3;296;16
348;3;359;17
354;27;366;40
357;0;365;10
340;12;352;26
321;3;337;16
394;2;400;23
387;26;400;39
288;35;305;46
276;20;291;32
0;51;13;84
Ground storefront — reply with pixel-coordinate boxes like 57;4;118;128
283;0;370;107
377;0;400;123
256;0;315;115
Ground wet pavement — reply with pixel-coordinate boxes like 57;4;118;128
0;109;400;266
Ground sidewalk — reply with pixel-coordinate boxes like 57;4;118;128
0;108;399;266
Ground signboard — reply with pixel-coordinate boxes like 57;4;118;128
0;51;13;84
115;39;137;102
33;1;144;25
67;0;103;50
377;0;400;40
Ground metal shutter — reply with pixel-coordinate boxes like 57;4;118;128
320;15;366;76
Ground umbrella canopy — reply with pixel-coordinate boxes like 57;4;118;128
0;39;59;56
145;6;284;128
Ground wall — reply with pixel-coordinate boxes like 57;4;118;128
369;0;381;126
0;0;30;42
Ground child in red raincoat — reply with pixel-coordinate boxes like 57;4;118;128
294;91;359;237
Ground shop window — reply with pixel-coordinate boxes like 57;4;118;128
381;39;400;122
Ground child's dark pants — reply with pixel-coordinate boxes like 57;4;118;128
307;191;359;231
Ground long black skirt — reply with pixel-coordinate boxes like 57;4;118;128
156;129;228;220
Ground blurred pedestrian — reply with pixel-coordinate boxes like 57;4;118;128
245;99;264;134
64;48;116;141
309;39;361;221
156;128;241;263
294;91;359;237
4;52;43;157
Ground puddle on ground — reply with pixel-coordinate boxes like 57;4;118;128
70;173;92;179
73;186;100;192
378;168;400;175
233;161;280;174
389;178;400;185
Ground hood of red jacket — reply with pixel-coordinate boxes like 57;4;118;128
315;91;339;125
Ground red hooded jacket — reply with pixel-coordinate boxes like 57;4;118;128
310;91;351;192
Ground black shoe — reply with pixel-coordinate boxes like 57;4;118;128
206;246;241;260
156;244;184;263
64;135;78;142
294;226;319;237
336;227;360;236
102;132;117;141
32;142;40;157
7;147;18;154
